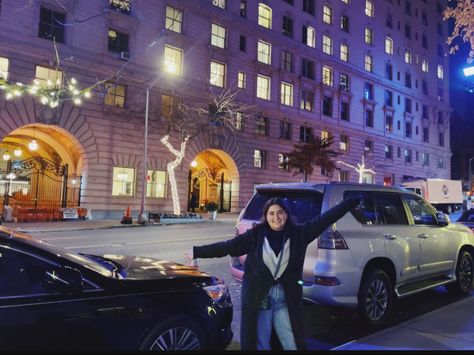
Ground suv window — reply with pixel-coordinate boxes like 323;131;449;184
243;190;323;223
344;191;408;225
402;194;438;225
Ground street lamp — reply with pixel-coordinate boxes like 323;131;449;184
138;75;161;224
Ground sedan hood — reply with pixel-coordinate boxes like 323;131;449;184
96;254;213;281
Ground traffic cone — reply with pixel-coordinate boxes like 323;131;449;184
121;205;132;224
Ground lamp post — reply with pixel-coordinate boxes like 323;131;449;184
138;75;161;224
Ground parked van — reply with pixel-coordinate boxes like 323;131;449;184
231;182;474;327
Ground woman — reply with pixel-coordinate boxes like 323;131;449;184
184;196;360;350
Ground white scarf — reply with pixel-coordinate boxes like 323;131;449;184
262;236;290;280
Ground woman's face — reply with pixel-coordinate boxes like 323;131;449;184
266;204;288;231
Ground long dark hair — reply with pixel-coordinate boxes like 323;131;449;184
261;197;296;230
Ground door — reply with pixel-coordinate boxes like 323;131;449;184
402;194;456;276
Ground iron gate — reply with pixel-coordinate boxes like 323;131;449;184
1;157;81;212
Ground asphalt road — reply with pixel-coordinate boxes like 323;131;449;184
31;220;470;350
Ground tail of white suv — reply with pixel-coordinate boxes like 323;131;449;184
231;182;474;327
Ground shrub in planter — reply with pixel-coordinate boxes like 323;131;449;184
205;201;219;212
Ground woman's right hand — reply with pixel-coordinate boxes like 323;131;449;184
184;246;198;267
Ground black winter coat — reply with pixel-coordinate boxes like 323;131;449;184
194;197;358;350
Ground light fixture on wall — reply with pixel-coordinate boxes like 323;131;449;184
2;149;11;161
190;160;197;168
29;127;38;151
13;147;22;157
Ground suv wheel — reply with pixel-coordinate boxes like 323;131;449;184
446;250;474;296
357;268;394;327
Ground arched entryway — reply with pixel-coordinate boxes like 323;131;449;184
188;149;239;213
0;124;86;221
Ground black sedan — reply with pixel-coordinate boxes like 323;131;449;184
456;208;474;231
0;226;233;351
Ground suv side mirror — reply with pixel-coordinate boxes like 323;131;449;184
436;212;450;227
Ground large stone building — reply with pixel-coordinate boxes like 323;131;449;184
0;0;451;219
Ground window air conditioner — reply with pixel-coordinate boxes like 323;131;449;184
120;51;131;60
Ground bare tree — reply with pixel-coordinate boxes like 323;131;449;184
280;132;340;182
160;84;252;215
443;0;474;63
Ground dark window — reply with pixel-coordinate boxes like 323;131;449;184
385;90;393;107
405;98;412;113
422;105;428;119
386;115;393;132
341;101;350;121
365;109;374;127
279;121;291;140
422;12;428;26
255;114;269;135
38;7;65;43
281;51;293;72
437;44;443;57
404;24;411;39
385;63;393;80
339;74;350;91
439;132;444;146
386;13;393;28
405;122;412;138
385;145;393;159
422;34;428;49
405;0;411;15
322;96;332;116
300;126;312;143
422;80;428;95
283;0;294;4
239;35;246;51
364;82;373;100
301;58;315;79
341;15;349;32
108;29;129;53
282;16;293;37
423;127;429;142
303;0;315;15
405;72;412;88
437;23;443;35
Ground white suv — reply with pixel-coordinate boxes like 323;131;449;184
231;182;474;327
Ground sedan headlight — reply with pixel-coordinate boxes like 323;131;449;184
203;282;230;305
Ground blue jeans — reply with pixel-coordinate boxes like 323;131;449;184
257;283;297;350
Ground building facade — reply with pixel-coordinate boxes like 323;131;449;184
0;0;451;219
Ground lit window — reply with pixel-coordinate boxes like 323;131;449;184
385;36;393;55
147;170;166;198
321;130;330;140
322;66;333;86
322;35;332;55
35;65;63;88
303;26;315;47
258;3;272;29
161;95;179;118
104;83;126;108
0;57;8;80
163;45;183;75
235;112;244;130
257;40;272;64
254;149;266;168
211;23;226;48
405;49;412;64
210;61;225;87
301;90;314;111
280;82;293;106
238;71;246;89
279;153;290;171
365;0;374;17
422;58;429;72
256;74;271;100
437;65;444;79
340;43;349;62
341;0;349;3
165;6;183;33
365;27;373;44
323;5;332;24
112;167;135;196
110;0;132;14
364;54;373;72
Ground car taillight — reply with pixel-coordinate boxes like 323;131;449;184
317;227;348;249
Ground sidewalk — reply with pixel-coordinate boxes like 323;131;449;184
333;293;474;350
2;212;240;233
